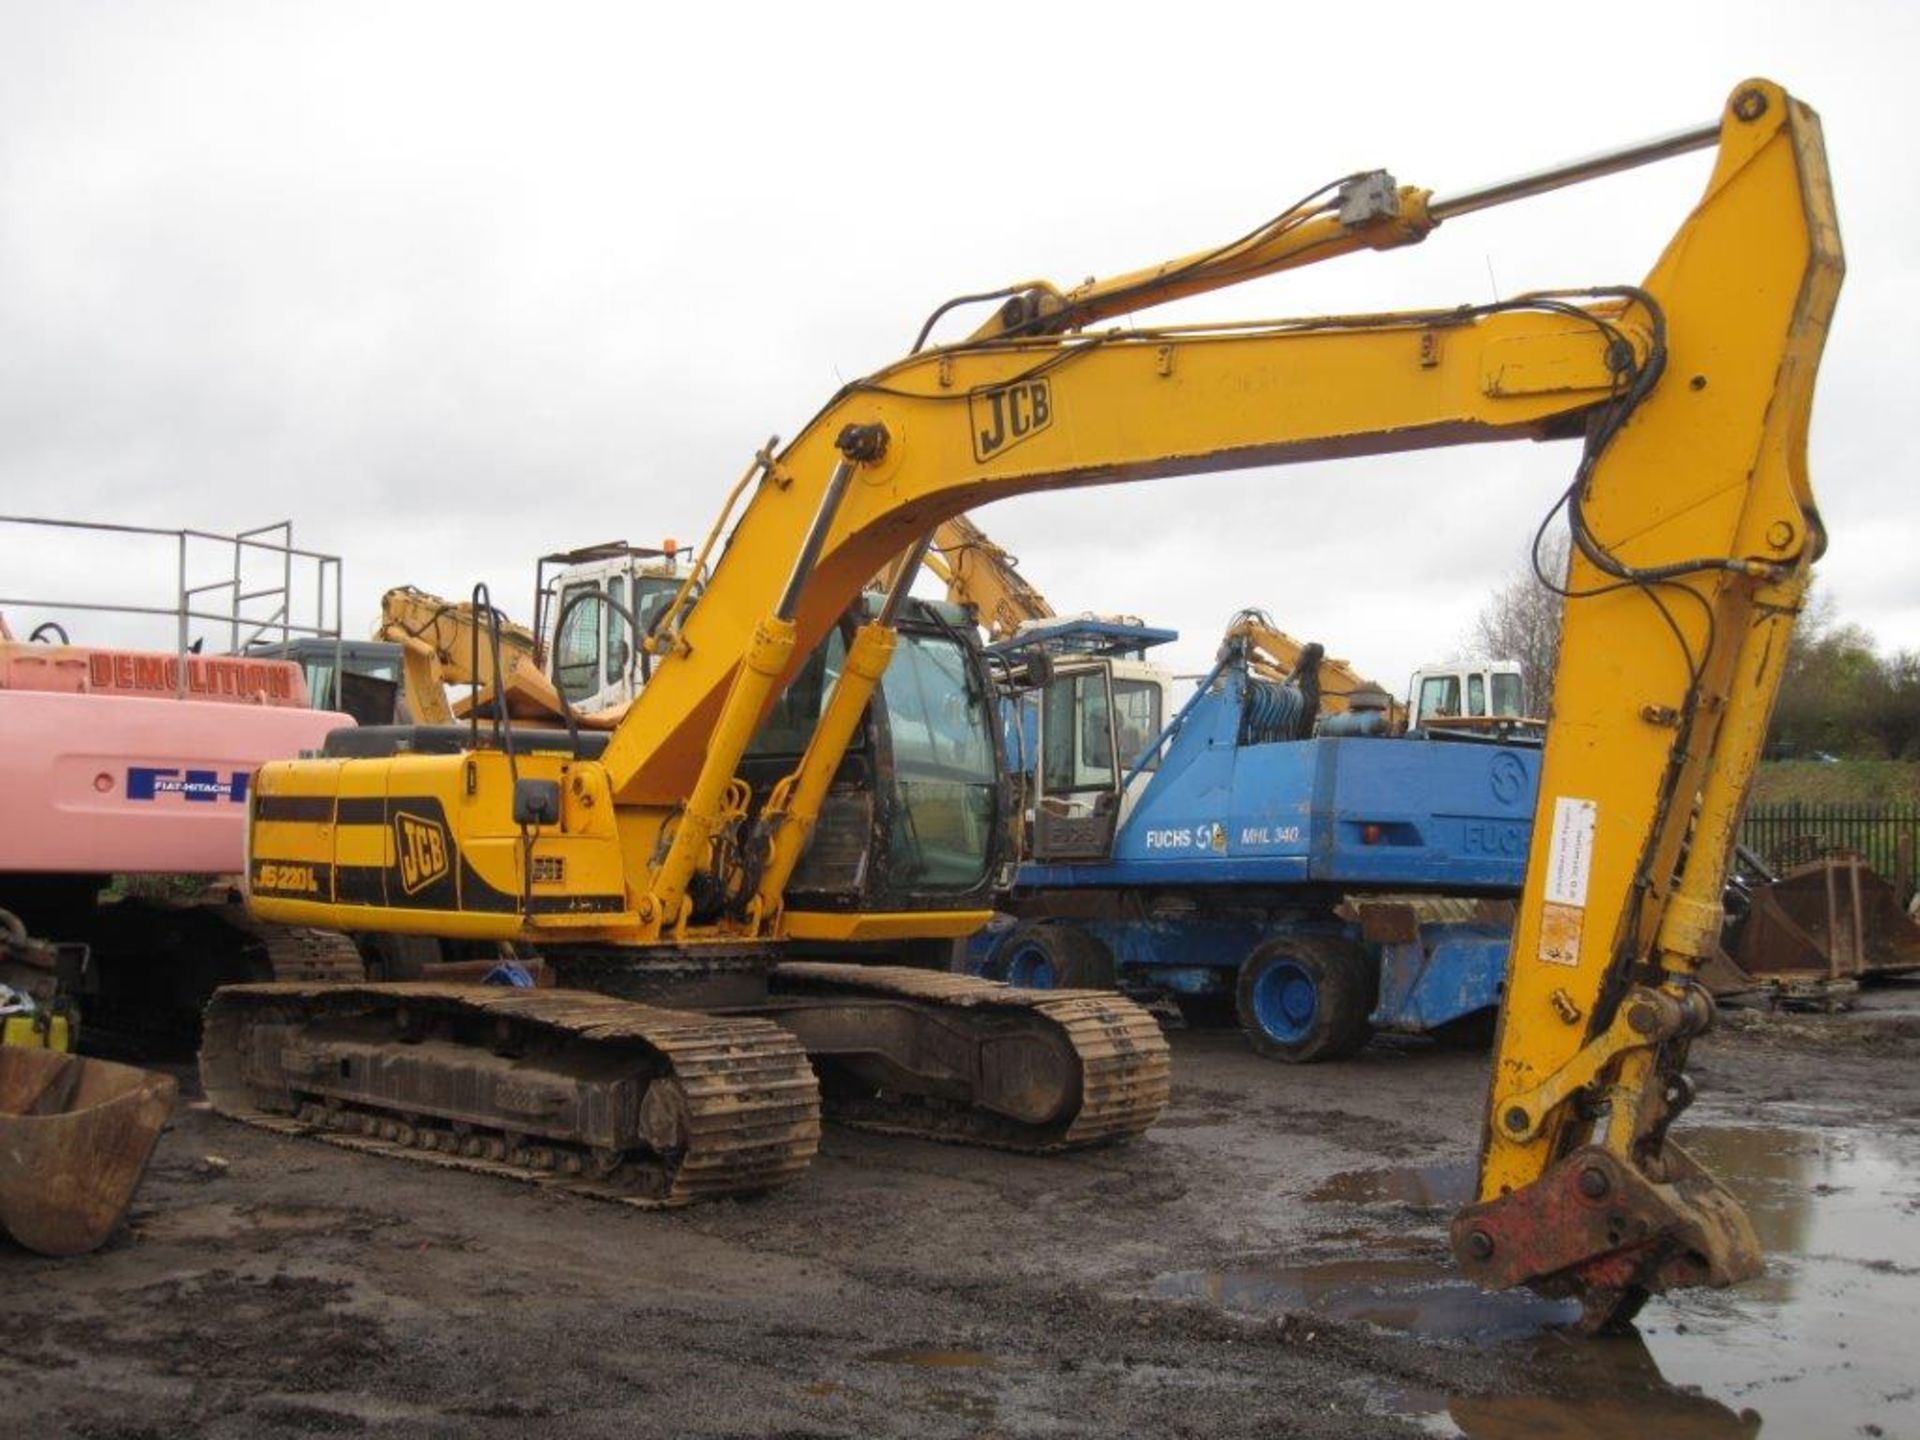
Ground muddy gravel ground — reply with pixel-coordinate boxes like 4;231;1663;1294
5;997;1918;1440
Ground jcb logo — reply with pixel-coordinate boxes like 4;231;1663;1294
970;379;1052;462
254;862;320;894
394;812;450;895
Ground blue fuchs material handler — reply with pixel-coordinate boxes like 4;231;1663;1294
976;615;1540;1061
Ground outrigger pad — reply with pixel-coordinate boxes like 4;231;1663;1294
1450;1142;1760;1329
0;1048;177;1257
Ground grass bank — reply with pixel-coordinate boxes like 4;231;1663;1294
1750;759;1920;807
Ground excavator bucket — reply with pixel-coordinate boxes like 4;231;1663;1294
0;1047;176;1256
1729;856;1920;1001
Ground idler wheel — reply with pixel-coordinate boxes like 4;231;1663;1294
639;1078;690;1154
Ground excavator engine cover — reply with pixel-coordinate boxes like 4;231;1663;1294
0;1047;177;1256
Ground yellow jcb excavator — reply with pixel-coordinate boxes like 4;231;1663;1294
206;79;1837;1330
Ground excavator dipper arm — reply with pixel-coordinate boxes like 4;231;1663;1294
1451;84;1842;1329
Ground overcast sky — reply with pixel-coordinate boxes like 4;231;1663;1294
2;1;1913;689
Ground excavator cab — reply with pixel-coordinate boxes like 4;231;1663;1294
1033;664;1125;862
537;543;698;713
1408;661;1541;742
742;594;1007;924
248;637;406;727
989;618;1177;862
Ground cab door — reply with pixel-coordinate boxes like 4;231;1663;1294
549;569;641;714
549;578;608;708
1032;662;1122;862
548;564;691;715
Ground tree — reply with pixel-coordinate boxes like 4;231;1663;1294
1470;552;1907;756
1470;534;1568;715
1768;590;1882;758
1858;649;1920;760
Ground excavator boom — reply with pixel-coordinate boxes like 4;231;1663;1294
375;583;629;732
375;586;550;726
922;515;1054;642
1218;612;1400;722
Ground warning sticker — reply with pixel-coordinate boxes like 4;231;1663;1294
1543;797;1597;908
1539;901;1585;967
1538;797;1597;968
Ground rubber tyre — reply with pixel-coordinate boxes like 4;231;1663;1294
989;923;1116;991
1235;935;1374;1063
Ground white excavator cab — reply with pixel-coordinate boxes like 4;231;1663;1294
538;544;698;713
1407;660;1528;732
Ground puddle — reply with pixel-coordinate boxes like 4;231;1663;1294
1425;1333;1769;1437
1155;1257;1577;1342
862;1347;997;1370
1182;1122;1920;1438
1308;1162;1474;1211
1383;1328;1770;1437
1614;1123;1920;1440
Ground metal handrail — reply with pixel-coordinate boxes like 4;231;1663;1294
0;514;345;698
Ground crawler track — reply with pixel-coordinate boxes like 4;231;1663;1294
257;926;367;984
201;982;821;1207
772;963;1171;1151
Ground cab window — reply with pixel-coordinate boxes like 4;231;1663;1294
302;661;335;711
553;582;603;703
748;629;849;756
633;574;682;638
1043;672;1116;793
1113;679;1161;772
1467;672;1487;717
1418;674;1461;722
1492;672;1525;717
881;632;996;889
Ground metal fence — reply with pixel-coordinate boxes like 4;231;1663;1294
1740;801;1920;899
